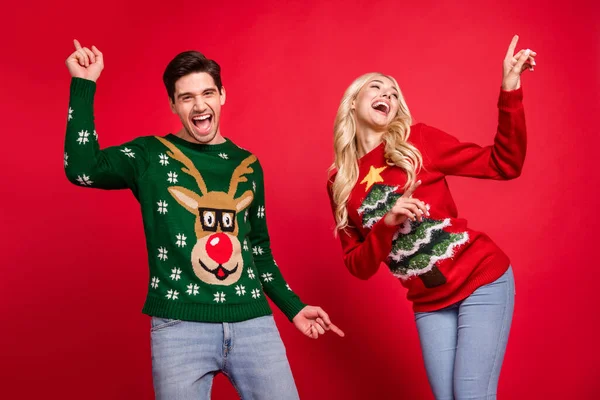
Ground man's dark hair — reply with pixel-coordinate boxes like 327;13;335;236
163;51;223;102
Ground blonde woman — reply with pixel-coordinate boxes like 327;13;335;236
327;36;535;399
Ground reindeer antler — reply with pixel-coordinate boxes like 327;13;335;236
156;137;208;195
229;155;257;197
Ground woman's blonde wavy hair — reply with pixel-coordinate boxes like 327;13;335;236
330;73;423;233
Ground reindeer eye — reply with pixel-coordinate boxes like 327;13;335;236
222;212;234;228
203;211;216;227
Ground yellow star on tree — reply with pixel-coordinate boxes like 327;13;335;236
360;165;387;192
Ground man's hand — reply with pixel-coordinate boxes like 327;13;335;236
65;39;104;82
293;306;345;339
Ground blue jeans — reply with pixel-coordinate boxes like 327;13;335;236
415;266;515;400
150;315;299;400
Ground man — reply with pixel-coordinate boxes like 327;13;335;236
64;39;343;399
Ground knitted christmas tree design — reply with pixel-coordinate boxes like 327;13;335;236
359;183;469;288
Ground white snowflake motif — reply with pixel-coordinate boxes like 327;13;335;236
218;153;229;160
244;210;248;223
167;171;178;184
214;292;226;303
247;268;256;279
261;273;274;283
235;285;246;296
76;174;93;186
253;246;264;256
257;206;265;218
286;283;292;291
251;289;261;299
157;200;168;214
166;289;179;300
159;153;170;166
77;130;90;145
157;247;168;261
93;130;98;140
186;283;200;296
176;233;187;247
252;181;257;192
64;152;68;168
243;239;249;251
170;267;182;281
121;147;135;158
151;277;160;289
68;107;74;122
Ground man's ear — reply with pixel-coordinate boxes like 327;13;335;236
220;86;226;106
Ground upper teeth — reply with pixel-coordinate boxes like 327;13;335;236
373;101;389;112
193;115;210;120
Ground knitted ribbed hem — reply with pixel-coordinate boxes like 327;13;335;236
268;291;306;321
70;77;96;101
412;254;510;312
498;86;523;109
142;295;273;323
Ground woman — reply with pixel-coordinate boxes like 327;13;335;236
327;35;535;399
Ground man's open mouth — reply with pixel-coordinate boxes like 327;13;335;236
192;114;213;135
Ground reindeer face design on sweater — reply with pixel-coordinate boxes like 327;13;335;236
157;137;255;286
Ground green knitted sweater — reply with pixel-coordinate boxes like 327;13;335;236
64;77;305;322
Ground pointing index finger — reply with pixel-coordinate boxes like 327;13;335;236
402;180;421;198
505;35;519;59
329;323;345;337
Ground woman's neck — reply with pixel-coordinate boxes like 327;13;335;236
356;127;384;158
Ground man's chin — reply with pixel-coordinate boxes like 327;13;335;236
185;128;216;144
193;133;216;143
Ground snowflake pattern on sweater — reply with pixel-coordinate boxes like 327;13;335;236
63;77;306;322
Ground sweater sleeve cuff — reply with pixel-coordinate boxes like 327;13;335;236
70;77;97;102
370;217;400;244
498;86;523;110
273;294;307;321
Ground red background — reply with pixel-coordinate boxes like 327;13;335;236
2;0;599;398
